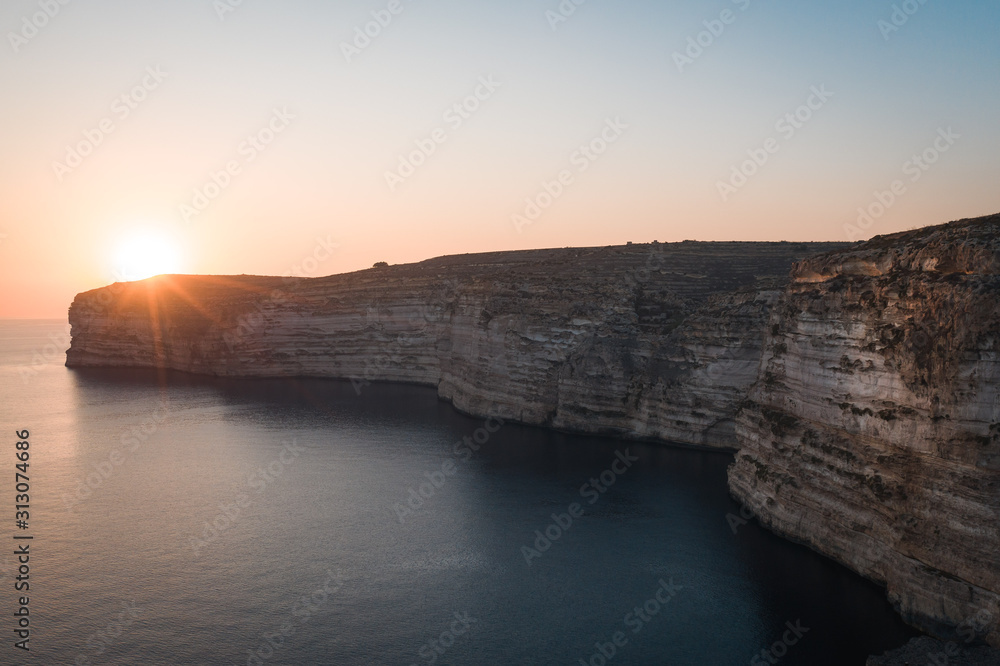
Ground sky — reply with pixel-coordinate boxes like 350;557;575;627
1;0;997;317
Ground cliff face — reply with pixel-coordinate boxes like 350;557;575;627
67;217;1000;646
66;242;843;448
729;215;1000;646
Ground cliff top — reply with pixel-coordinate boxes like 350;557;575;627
70;240;850;318
794;212;1000;280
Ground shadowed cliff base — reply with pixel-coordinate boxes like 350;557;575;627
867;635;1000;665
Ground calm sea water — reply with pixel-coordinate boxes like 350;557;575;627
0;320;917;665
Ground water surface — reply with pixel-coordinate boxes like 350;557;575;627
0;320;917;664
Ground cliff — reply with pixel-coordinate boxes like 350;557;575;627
729;214;1000;647
66;241;844;448
66;216;1000;648
867;635;1000;665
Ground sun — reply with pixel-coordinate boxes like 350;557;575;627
112;233;184;282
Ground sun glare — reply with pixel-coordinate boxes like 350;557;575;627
113;234;183;282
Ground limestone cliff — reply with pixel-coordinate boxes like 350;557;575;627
67;216;1000;648
66;242;842;448
729;214;1000;646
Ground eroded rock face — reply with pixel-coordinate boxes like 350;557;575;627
729;214;1000;646
66;242;843;448
67;217;1000;646
867;635;1000;666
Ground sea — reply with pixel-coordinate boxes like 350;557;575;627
0;319;918;665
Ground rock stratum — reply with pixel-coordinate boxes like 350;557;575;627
66;214;1000;648
67;241;844;447
730;214;1000;647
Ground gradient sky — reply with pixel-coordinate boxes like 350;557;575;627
1;0;997;317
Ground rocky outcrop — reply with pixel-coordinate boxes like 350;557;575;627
729;214;1000;647
66;241;843;448
867;635;1000;666
66;214;1000;649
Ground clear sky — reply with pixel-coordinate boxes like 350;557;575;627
1;0;997;317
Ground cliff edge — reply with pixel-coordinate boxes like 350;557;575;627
67;241;843;448
66;215;1000;647
729;214;1000;646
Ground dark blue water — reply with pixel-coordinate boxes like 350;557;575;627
1;320;916;664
